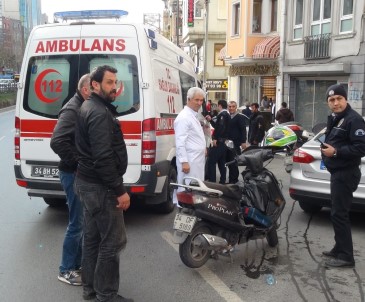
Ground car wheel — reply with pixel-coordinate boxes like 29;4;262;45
43;198;66;207
298;200;322;213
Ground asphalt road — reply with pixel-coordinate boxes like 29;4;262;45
1;108;364;302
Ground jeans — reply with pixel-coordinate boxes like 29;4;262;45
75;177;127;302
59;171;83;273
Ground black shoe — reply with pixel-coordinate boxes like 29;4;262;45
325;258;355;268
322;250;337;258
82;292;96;300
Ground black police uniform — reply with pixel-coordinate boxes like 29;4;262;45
227;112;247;183
248;112;265;145
207;109;230;183
322;103;365;264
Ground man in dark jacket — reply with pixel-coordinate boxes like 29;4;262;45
205;100;230;183
275;101;294;124
248;102;265;146
227;101;247;183
50;73;91;286
74;65;133;302
321;84;365;268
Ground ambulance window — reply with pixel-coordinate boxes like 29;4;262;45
24;57;71;118
89;55;139;116
179;71;196;106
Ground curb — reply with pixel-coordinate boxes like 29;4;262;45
0;105;15;113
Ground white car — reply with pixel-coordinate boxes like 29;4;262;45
289;128;365;213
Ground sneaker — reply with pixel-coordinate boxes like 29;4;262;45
58;270;82;286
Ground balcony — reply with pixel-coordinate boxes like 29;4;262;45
304;33;331;60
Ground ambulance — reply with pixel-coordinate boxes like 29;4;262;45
14;22;199;213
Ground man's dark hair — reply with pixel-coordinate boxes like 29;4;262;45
251;102;259;109
218;100;227;109
281;102;288;108
90;65;118;85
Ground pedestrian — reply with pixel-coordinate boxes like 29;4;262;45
205;100;230;183
50;73;91;286
248;102;265;146
74;65;133;302
275;101;294;124
270;98;276;122
321;84;365;268
206;99;212;116
261;95;269;109
227;101;247;183
242;102;252;119
174;87;207;203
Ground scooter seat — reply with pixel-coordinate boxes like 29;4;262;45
203;182;242;200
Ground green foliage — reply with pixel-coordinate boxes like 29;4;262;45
0;92;16;109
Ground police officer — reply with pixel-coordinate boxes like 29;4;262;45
206;100;230;183
321;84;365;268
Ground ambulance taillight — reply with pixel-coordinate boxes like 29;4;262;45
14;116;20;160
141;118;156;165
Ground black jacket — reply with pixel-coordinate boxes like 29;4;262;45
248;112;265;144
76;92;128;196
210;109;230;141
228;113;247;146
323;104;365;172
275;108;294;124
50;91;84;173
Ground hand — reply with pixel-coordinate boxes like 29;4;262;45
205;115;212;122
321;143;336;157
212;139;217;147
116;192;130;210
241;143;247;150
182;162;190;174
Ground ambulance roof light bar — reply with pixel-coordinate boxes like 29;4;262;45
53;10;128;22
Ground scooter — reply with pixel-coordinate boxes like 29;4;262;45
171;143;286;268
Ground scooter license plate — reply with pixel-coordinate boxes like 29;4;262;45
173;213;197;233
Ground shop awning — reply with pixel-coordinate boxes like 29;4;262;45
218;45;226;60
252;36;280;59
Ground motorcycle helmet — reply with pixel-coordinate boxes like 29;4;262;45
263;125;297;147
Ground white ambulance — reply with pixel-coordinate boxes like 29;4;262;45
14;22;198;213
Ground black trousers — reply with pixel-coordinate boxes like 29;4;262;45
207;142;227;183
330;167;361;262
226;143;241;183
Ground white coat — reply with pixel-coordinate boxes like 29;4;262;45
173;106;206;203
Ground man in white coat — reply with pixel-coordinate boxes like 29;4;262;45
174;87;207;204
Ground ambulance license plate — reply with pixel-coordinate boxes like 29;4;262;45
173;213;197;233
31;166;59;178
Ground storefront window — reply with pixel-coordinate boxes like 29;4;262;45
295;79;337;130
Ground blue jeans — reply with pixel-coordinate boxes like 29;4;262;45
74;177;127;302
59;171;83;273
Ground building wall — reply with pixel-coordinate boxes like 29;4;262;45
283;0;365;129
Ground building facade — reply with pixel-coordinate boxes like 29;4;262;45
225;0;282;111
163;0;229;105
283;0;363;130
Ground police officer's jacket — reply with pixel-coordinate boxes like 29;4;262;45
323;104;365;173
210;109;230;142
76;92;128;196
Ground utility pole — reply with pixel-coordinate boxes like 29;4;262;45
203;0;209;92
176;0;179;47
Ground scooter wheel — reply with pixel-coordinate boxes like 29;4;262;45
266;228;279;247
179;222;212;268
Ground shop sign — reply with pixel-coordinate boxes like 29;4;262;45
188;0;194;27
205;79;228;90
